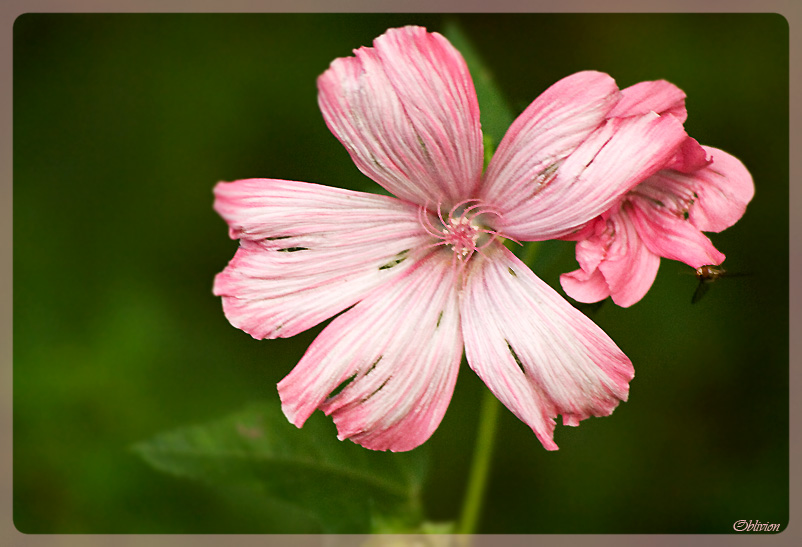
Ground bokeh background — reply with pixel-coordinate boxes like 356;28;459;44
13;13;788;534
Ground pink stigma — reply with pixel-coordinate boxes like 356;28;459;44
418;199;509;263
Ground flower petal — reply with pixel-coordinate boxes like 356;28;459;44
573;218;608;272
684;146;754;232
560;267;611;304
662;136;712;174
317;26;483;208
481;71;620;205
607;80;687;122
461;245;633;450
277;252;463;452
495;111;687;240
560;217;615;304
628;196;725;268
596;207;661;307
561;206;660;307
213;179;428;339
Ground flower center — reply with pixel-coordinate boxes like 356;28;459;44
418;199;507;263
442;215;481;257
630;177;697;221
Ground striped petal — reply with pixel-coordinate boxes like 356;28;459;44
461;245;633;450
559;267;611;304
663;136;712;174
318;26;483;208
278;253;463;452
663;146;754;233
628;194;725;268
492;111;687;241
213;179;428;339
607;79;688;122
481;71;620;207
561;205;661;307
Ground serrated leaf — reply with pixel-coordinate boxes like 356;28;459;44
133;401;428;533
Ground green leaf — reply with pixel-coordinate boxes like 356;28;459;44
133;401;428;533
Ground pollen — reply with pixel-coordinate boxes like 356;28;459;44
442;216;481;257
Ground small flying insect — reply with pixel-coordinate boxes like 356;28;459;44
691;264;739;304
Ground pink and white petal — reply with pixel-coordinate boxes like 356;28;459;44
558;217;601;242
317;26;483;208
496;111;687;241
686;147;754;232
559;219;612;302
628;197;725;268
481;71;620;204
560;208;660;307
573;218;610;272
461;244;633;450
213;179;429;339
663;136;712;174
560;267;611;304
277;252;463;452
607;80;687;122
596;208;661;307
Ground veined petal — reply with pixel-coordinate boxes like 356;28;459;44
278;253;463;452
481;71;620;204
560;267;611;304
628;196;725;268
461;245;633;450
666;146;754;233
317;26;483;208
607;80;687;122
558;218;600;242
662;136;711;174
573;218;609;273
560;208;660;307
495;111;687;241
596;207;661;307
213;179;428;339
560;218;614;303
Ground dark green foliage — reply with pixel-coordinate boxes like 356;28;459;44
133;402;428;533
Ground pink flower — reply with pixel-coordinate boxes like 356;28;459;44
560;81;755;307
213;26;688;452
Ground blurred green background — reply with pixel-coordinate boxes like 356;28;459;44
13;13;788;533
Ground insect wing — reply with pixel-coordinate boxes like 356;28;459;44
691;278;712;304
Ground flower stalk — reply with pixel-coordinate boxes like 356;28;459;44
458;387;501;535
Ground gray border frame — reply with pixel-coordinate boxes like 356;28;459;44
3;1;798;546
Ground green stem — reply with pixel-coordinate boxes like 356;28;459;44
457;241;538;536
457;387;501;535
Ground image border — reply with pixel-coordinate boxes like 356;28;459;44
2;1;798;546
